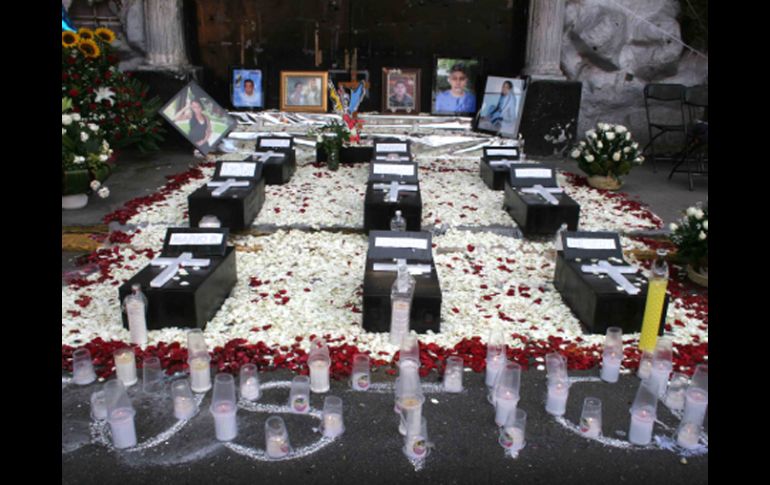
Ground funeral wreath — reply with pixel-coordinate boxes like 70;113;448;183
571;123;644;190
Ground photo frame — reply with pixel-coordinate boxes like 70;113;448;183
431;56;482;116
279;71;329;112
473;76;528;139
230;67;264;109
159;81;236;155
381;68;421;114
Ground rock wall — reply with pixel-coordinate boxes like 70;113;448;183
562;0;708;145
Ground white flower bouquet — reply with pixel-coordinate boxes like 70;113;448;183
670;203;708;272
570;123;644;181
62;97;113;197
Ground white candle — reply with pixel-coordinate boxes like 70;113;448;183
637;356;653;380
90;391;107;420
628;408;655;445
649;365;670;397
545;382;569;416
125;298;148;346
323;413;344;438
495;393;519;426
73;363;96;385
266;435;290;458
485;356;504;388
291;393;310;413
240;377;261;401
683;388;708;426
676;422;701;449
212;402;237;441
500;426;525;451
580;416;601;438
309;360;330;393
398;397;423;436
108;408;137;449
403;433;428;459
189;357;211;393
351;371;370;391
443;369;463;393
114;351;138;387
174;395;197;420
600;352;621;383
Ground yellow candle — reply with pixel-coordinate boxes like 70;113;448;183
638;277;668;352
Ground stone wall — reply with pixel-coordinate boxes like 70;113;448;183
562;0;708;145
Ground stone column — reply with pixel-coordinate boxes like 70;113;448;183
523;0;567;80
144;0;188;68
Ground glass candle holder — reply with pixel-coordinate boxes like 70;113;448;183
113;348;138;387
628;381;658;445
443;356;464;393
322;396;345;438
171;379;197;420
579;397;602;438
189;354;212;393
142;356;164;393
308;337;331;393
72;348;97;385
265;416;292;459
104;379;137;449
403;417;430;460
637;351;654;380
90;390;108;420
663;372;689;410
289;375;311;414
545;377;569;416
209;373;238;441
351;353;371;391
398;394;425;436
399;333;420;366
676;420;702;450
500;408;527;452
187;329;208;358
485;327;506;388
600;349;622;383
490;361;521;406
239;363;261;401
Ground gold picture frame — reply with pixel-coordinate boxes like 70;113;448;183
279;71;329;112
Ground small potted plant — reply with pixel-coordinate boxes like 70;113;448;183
570;123;644;190
669;203;708;287
62;97;113;209
312;80;370;166
312;119;353;171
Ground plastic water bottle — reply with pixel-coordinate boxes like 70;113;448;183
390;210;407;232
390;260;416;345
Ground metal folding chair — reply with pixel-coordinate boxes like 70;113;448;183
642;83;687;173
668;85;708;191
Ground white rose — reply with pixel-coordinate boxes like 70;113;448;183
62;128;66;136
97;187;110;198
612;152;621;161
625;132;631;140
73;156;85;164
102;140;109;150
698;231;706;240
570;149;581;158
587;130;596;139
62;114;73;126
585;155;595;162
615;125;627;134
99;154;108;162
72;113;81;121
90;180;101;191
669;223;678;231
606;132;616;141
632;142;639;149
702;220;708;230
316;135;323;143
80;132;89;142
88;123;99;132
598;123;609;131
623;146;631;153
686;207;697;217
694;209;704;220
634;156;644;162
579;141;586;147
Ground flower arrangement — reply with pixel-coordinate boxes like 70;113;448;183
570;123;644;187
670;203;708;272
62;27;165;152
310;80;367;170
62;97;113;198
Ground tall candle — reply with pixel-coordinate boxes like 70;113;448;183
545;381;569;416
309;360;330;393
499;425;525;451
211;401;237;441
495;392;518;426
266;435;290;458
114;350;138;387
323;412;344;438
683;387;708;426
189;357;211;393
485;356;504;388
677;422;701;449
398;397;423;436
628;407;655;445
638;250;669;352
600;351;621;383
174;395;197;420
125;297;148;347
108;408;137;449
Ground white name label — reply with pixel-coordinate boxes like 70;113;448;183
220;162;257;177
374;237;428;250
373;164;415;176
487;149;518;156
514;168;552;179
259;138;291;148
376;143;408;153
566;238;617;250
169;233;224;246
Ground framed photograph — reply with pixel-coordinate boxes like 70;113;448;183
431;57;482;116
474;76;528;139
160;81;236;155
279;71;329;112
230;67;264;109
382;68;421;114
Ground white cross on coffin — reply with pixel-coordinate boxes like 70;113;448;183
519;184;564;205
580;260;640;295
149;252;211;288
372;181;419;203
488;159;522;167
376;154;411;162
207;178;251;197
372;262;433;275
250;150;286;162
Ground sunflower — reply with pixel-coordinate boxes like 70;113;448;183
62;31;79;48
95;27;116;44
78;39;101;59
78;27;95;40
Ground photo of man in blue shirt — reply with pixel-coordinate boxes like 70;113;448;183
433;63;477;115
232;70;263;108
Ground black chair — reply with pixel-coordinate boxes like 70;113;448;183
668;85;708;191
642;83;687;172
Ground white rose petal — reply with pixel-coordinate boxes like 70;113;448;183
97;187;110;198
90;180;101;191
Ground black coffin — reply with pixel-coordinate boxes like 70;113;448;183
503;181;579;236
362;260;442;334
118;246;237;330
188;178;266;231
553;252;669;335
254;136;296;185
364;182;422;232
479;146;522;190
316;145;375;164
